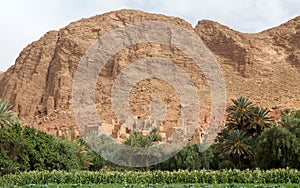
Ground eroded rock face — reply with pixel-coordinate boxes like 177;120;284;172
0;30;59;120
0;9;299;140
195;16;300;114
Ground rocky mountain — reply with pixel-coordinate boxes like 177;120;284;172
196;17;300;109
0;9;299;141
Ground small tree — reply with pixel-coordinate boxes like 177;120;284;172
255;125;300;169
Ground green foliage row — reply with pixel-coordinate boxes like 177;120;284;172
0;169;300;186
2;183;300;188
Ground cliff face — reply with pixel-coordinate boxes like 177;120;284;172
0;31;59;116
195;16;300;113
0;9;299;140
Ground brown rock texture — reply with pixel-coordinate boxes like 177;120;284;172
0;9;299;140
195;17;300;113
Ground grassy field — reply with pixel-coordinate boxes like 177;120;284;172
5;184;300;188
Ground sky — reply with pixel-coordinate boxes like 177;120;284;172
0;0;299;71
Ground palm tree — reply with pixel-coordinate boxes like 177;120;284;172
149;128;161;142
248;107;271;136
0;162;19;176
74;137;93;170
281;108;292;118
216;130;254;169
226;97;253;131
281;109;300;120
123;132;139;167
226;97;272;137
124;129;162;171
137;135;163;171
0;99;18;127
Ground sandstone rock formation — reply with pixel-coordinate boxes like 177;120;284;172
0;9;299;141
195;17;300;113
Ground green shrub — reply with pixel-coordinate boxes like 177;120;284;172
0;124;93;174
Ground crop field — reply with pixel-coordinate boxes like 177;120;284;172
1;169;299;187
2;183;300;188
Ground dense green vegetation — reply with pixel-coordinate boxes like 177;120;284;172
0;122;103;174
1;97;300;185
213;97;300;170
0;99;106;176
1;169;300;186
3;184;300;188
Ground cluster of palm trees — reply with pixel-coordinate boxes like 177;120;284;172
215;97;272;169
1;97;299;171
